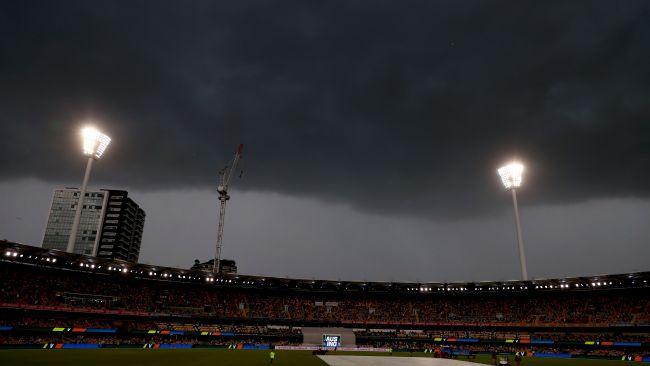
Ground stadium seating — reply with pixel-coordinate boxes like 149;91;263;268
1;261;648;326
0;242;648;359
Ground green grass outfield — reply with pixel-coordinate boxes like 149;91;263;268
0;349;634;366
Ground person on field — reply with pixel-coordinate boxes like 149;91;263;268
514;352;522;366
270;350;275;364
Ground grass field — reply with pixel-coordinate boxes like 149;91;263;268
0;349;633;366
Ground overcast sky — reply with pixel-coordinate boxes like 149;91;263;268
1;1;649;281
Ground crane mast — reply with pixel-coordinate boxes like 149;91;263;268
214;144;244;274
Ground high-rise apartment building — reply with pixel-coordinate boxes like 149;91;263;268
42;188;145;262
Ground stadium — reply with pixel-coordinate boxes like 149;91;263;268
3;1;650;366
1;240;648;365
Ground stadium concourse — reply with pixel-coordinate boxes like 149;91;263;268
0;240;649;363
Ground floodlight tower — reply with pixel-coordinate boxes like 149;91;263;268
214;144;244;274
66;126;111;254
497;162;528;280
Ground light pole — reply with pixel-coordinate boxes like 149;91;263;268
497;161;528;280
66;126;111;254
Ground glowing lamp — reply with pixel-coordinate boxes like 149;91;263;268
81;126;111;159
497;162;524;190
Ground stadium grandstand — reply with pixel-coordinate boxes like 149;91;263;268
0;240;648;362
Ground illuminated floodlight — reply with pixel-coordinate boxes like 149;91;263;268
67;126;112;254
497;160;527;280
81;126;111;159
497;162;524;190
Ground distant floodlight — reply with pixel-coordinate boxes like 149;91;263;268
497;160;528;280
67;125;112;254
498;162;524;190
82;126;111;159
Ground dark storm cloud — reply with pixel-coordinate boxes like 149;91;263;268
1;0;649;218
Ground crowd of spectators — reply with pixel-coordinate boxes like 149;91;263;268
2;314;647;345
0;317;118;329
353;329;650;343
0;334;299;347
355;341;647;359
153;323;300;335
0;316;301;337
1;263;648;327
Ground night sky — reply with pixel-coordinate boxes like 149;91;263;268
1;1;649;281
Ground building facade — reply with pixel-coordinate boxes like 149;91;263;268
42;188;107;256
97;190;145;263
42;188;145;262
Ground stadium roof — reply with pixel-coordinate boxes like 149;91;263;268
1;240;648;294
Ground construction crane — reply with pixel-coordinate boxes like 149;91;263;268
213;143;244;274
